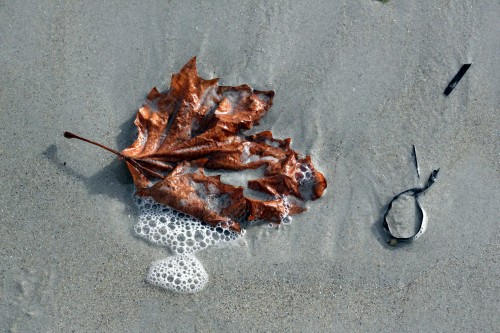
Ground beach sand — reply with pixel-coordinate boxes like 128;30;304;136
1;1;498;332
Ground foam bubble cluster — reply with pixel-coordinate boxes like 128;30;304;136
134;197;243;255
296;163;316;200
280;196;293;224
134;196;244;293
146;254;208;293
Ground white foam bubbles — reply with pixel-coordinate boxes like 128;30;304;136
296;163;316;200
134;196;243;293
146;254;208;293
134;197;242;255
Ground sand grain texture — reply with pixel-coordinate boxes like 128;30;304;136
1;1;498;332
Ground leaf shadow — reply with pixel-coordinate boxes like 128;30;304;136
44;114;139;216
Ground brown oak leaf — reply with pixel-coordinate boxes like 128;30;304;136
65;57;327;232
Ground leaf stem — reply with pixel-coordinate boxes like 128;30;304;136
64;131;124;157
63;131;165;179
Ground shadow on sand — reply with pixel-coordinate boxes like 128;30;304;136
43;113;139;216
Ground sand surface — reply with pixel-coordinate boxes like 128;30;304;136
1;1;498;332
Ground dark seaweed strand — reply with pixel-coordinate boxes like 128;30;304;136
412;145;420;178
444;64;471;96
382;169;440;246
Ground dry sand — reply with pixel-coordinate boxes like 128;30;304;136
1;1;498;332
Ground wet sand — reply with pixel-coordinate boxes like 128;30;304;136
1;1;498;332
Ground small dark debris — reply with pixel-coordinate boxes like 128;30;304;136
412;145;420;178
444;63;471;96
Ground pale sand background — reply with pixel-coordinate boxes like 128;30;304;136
1;1;499;332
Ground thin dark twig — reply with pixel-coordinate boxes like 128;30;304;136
412;145;420;178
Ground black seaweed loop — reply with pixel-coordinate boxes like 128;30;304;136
383;169;440;246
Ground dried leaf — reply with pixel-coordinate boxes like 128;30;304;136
66;57;327;232
120;57;326;232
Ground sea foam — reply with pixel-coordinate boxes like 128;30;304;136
146;254;208;293
134;197;243;293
